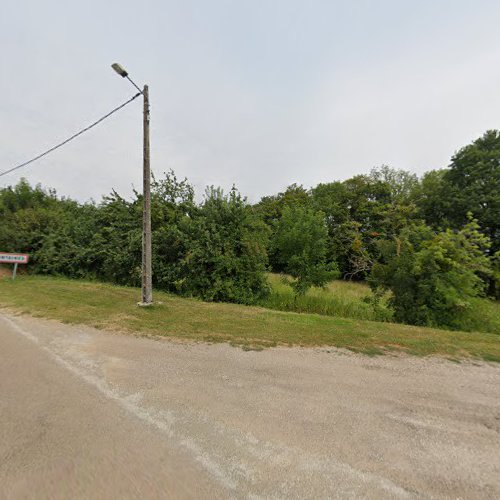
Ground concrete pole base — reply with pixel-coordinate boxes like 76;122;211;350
137;302;154;307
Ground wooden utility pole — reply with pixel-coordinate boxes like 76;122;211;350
110;63;153;306
141;84;153;305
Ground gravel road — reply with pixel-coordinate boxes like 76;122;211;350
1;312;499;499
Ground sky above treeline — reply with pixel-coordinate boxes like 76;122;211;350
1;0;499;202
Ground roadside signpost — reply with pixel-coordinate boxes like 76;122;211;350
0;253;29;279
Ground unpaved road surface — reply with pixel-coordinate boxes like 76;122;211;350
1;312;499;499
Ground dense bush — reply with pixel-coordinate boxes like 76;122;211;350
178;187;270;304
272;205;338;295
370;220;493;329
0;173;269;304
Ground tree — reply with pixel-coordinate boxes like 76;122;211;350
254;183;311;227
86;191;142;285
0;180;73;267
370;219;492;329
150;171;196;292
272;205;338;295
444;130;500;253
312;175;399;279
413;169;451;229
35;202;100;278
180;187;270;304
254;183;311;272
370;165;419;203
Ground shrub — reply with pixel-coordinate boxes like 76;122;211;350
272;206;339;295
370;220;493;329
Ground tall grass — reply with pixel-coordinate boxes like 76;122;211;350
259;274;392;322
450;298;500;335
260;274;500;335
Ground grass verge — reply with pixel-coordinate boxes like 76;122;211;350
261;273;500;334
0;275;499;361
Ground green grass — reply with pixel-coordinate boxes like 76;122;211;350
260;274;391;321
1;275;499;362
449;297;500;335
261;273;500;335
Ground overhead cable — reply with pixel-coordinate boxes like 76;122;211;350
0;92;141;178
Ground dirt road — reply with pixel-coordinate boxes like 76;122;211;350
1;312;499;499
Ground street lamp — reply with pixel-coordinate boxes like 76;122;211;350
112;63;152;306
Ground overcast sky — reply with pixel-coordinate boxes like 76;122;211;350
1;0;499;202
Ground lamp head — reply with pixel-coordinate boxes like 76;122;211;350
111;63;128;78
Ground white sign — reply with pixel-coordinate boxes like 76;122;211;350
0;253;29;264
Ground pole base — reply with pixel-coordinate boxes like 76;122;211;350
137;301;154;307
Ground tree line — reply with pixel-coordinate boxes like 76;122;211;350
1;130;498;331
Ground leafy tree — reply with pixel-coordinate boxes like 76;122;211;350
370;165;419;203
180;187;270;304
312;175;402;279
0;180;69;264
413;169;451;229
34;203;99;277
255;183;311;271
443;130;500;254
272;205;338;295
254;183;311;227
3;133;498;312
82;190;143;285
311;181;350;229
370;219;492;328
150;171;196;292
0;178;57;214
341;175;392;232
343;221;375;280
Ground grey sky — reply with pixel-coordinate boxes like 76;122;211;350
1;0;499;202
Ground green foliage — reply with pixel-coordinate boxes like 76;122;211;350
450;297;500;335
492;251;500;297
254;183;311;227
370;219;493;329
150;171;196;292
310;168;420;279
370;165;419;203
272;206;338;295
0;179;87;274
0;173;269;305
34;203;101;278
444;130;500;252
410;131;500;297
0;178;57;214
412;169;450;230
2;130;499;331
260;273;392;322
254;183;311;272
179;187;270;304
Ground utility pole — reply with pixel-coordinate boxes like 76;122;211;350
111;63;153;305
141;84;153;305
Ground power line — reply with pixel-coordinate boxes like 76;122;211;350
0;92;142;179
